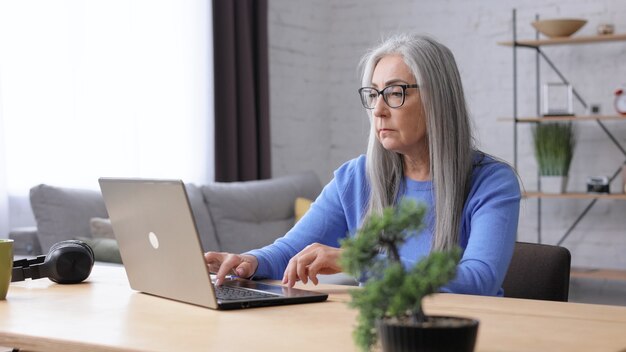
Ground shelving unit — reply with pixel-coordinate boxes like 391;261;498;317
500;9;626;247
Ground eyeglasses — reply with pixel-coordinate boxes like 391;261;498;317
358;84;419;109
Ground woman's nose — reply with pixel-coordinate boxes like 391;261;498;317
372;95;388;117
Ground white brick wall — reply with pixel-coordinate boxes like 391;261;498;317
267;0;333;178
269;0;626;270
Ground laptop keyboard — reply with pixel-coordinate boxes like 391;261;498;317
215;285;279;301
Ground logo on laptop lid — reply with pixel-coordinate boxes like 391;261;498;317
148;232;159;249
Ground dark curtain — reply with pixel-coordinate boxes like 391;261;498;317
212;0;271;182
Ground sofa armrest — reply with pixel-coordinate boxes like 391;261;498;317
9;227;43;256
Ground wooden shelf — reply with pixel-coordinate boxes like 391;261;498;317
571;267;626;281
523;192;626;200
498;115;626;122
498;33;626;47
502;12;626;275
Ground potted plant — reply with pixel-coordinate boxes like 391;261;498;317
532;122;576;193
340;200;479;352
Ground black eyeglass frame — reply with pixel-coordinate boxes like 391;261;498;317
358;84;419;109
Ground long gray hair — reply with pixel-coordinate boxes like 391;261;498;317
360;34;474;251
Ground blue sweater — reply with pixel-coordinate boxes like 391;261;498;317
247;154;521;296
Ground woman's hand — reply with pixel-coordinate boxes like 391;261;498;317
282;243;343;287
204;252;258;286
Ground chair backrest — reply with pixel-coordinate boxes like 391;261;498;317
502;242;571;302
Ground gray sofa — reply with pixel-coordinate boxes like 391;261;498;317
10;171;321;257
8;172;358;285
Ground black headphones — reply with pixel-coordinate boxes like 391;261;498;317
12;240;94;284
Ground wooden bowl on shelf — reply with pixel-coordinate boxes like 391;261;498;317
531;19;587;38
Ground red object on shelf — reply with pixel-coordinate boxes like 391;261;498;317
615;88;626;116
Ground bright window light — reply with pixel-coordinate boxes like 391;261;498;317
0;0;214;194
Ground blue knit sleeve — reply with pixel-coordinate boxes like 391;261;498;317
246;157;365;279
440;162;521;296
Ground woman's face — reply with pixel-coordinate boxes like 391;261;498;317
371;55;427;159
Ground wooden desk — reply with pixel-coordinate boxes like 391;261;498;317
1;265;626;352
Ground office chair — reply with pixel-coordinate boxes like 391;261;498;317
502;241;571;302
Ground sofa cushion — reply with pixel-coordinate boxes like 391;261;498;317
30;184;109;253
89;217;115;239
294;197;313;223
202;171;322;253
76;236;122;264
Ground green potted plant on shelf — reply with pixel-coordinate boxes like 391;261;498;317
532;122;576;193
340;200;478;352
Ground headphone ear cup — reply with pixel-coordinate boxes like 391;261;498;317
46;240;95;284
66;239;95;263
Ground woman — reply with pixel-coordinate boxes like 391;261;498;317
205;34;521;296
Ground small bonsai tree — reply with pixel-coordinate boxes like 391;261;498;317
340;200;461;351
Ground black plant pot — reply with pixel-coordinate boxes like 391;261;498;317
376;315;479;352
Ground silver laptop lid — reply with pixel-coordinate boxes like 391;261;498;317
99;178;218;309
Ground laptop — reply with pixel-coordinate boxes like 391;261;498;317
98;178;328;310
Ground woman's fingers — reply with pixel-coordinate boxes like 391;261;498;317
283;246;314;287
307;258;323;285
204;252;258;286
283;256;300;287
234;255;258;278
282;244;343;287
204;252;225;273
203;251;222;265
214;254;241;286
296;251;318;285
307;248;342;284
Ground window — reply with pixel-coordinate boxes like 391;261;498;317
0;0;213;232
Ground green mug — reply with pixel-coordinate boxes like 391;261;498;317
0;239;14;300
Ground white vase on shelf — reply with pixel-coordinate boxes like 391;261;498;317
540;175;568;194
